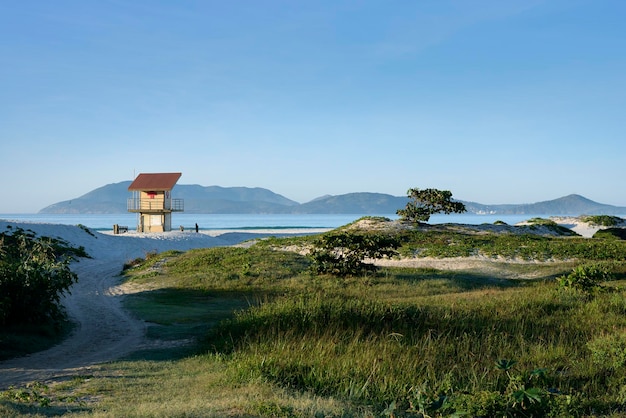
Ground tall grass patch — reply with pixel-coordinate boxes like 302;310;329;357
124;241;626;415
8;228;626;416
165;246;311;292
207;279;626;415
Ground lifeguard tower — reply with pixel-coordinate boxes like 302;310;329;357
127;172;184;232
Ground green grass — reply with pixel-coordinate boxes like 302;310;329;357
397;227;626;261
123;289;251;360
4;227;626;416
582;215;624;227
0;320;74;361
204;285;626;415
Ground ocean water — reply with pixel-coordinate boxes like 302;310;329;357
0;213;389;231
0;212;579;231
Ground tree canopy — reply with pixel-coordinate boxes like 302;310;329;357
397;188;466;224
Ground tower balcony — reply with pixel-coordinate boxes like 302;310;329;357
127;198;184;213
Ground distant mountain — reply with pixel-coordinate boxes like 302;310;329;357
295;193;408;214
39;182;299;214
173;185;298;213
39;183;626;216
462;194;626;215
39;182;132;214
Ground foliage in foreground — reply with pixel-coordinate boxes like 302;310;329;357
6;226;626;416
0;227;83;326
204;275;626;416
309;231;400;276
126;234;626;416
556;262;615;294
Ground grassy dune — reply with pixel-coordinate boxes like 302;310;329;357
3;224;626;416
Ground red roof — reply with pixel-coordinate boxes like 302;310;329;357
128;172;182;191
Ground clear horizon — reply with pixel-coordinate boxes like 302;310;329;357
2;1;625;212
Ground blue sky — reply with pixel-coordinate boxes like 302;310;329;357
2;0;625;213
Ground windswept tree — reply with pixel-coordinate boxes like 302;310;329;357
397;188;466;224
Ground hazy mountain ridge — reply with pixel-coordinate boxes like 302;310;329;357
38;182;626;216
292;193;408;214
463;194;626;215
40;182;299;214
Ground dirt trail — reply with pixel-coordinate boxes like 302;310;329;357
0;257;146;389
0;223;317;390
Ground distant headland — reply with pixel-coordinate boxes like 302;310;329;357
38;181;626;216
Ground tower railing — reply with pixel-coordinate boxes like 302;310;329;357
127;198;184;212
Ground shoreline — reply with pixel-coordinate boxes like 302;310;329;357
1;215;620;239
100;227;333;236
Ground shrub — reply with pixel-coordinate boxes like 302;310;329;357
527;217;557;226
582;215;623;227
77;224;96;237
593;228;626;240
309;232;399;277
0;227;79;325
587;332;626;371
556;263;614;294
526;218;576;236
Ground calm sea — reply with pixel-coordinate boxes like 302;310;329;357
0;213;573;231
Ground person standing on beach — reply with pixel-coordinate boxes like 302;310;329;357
195;223;199;233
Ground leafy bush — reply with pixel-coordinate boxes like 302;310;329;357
587;332;626;371
556;263;614;294
582;215;623;227
527;217;557;226
525;218;576;235
593;227;626;240
0;227;79;325
309;232;399;276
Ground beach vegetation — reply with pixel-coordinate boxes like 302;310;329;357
309;231;400;276
582;215;624;227
7;223;626;416
0;226;84;360
0;227;80;326
77;224;96;237
524;217;576;235
556;262;615;295
396;187;466;224
395;225;626;261
594;227;626;240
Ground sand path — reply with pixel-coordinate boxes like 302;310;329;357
0;257;145;388
0;223;327;389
